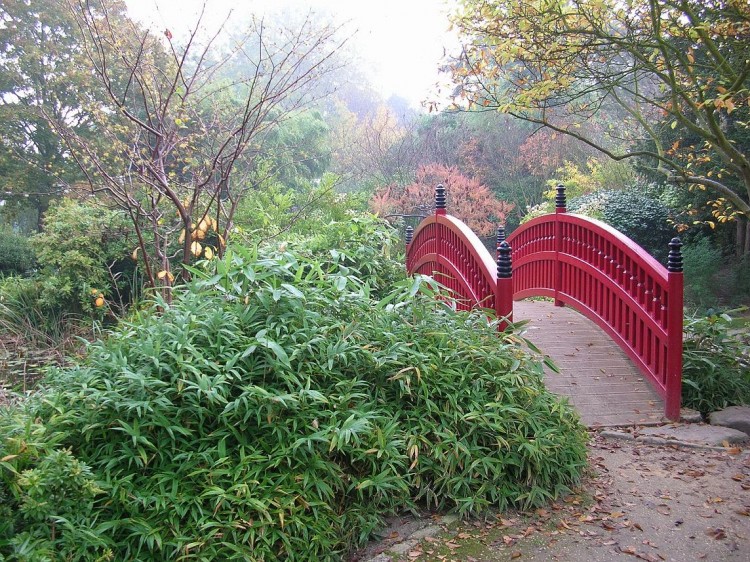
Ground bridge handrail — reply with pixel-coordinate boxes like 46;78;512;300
405;184;513;327
403;183;682;420
506;198;683;420
407;213;497;310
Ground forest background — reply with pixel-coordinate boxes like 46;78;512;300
2;0;749;321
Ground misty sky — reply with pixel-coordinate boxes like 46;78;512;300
125;0;459;108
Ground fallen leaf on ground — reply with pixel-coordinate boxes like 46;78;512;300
706;527;727;540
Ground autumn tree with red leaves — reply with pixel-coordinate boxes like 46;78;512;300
370;163;513;237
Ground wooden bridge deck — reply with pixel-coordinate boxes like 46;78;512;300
514;300;665;428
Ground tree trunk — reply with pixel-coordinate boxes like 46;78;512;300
738;216;750;257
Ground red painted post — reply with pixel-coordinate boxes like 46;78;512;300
554;184;566;307
665;238;684;420
496;241;513;330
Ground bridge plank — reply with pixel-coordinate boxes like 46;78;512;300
514;300;665;428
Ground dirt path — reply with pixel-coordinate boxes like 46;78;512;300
354;434;750;561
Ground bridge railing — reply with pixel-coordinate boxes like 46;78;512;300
507;185;684;420
404;183;683;420
405;185;513;328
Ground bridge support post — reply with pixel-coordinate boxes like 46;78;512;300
435;184;447;216
554;184;566;307
665;237;684;420
496;241;513;331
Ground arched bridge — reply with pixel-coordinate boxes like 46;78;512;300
405;184;684;424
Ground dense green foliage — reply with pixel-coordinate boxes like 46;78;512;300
1;221;587;560
569;188;675;262
682;311;750;415
0;199;137;355
681;238;726;309
0;408;109;560
28;198;138;314
233;174;368;242
0;229;35;276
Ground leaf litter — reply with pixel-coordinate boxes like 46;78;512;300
351;432;750;561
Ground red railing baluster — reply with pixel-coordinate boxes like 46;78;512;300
405;184;683;420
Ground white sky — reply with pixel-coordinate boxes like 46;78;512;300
125;0;460;108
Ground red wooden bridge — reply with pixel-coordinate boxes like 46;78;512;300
405;184;684;424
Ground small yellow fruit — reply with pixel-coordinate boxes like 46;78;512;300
190;241;203;257
204;246;214;260
178;229;186;244
95;296;105;307
90;288;99;295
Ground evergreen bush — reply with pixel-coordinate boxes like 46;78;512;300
681;237;725;309
3;222;587;560
682;311;750;415
569;188;674;262
0;230;36;276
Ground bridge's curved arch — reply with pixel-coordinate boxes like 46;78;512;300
407;214;497;311
404;185;683;420
506;212;683;419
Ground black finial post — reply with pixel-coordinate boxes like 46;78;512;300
405;225;413;246
497;224;506;246
555;183;566;211
435;183;446;215
497;241;512;279
667;237;683;272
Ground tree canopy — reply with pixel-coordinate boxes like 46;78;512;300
47;1;346;296
449;0;750;223
0;0;110;224
370;163;514;236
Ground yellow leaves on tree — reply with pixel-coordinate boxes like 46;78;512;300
448;0;750;227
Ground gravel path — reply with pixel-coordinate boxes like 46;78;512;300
354;433;750;561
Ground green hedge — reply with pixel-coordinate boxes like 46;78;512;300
682;311;750;415
0;230;36;276
2;223;587;560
